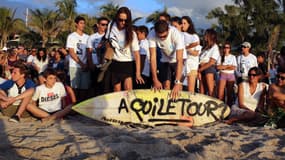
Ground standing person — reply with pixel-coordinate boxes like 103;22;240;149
216;42;237;106
236;41;258;84
198;29;220;97
32;48;49;74
226;67;268;124
87;17;109;69
148;20;184;99
135;25;152;89
107;7;144;92
66;16;90;102
87;17;109;96
181;16;201;93
0;62;36;122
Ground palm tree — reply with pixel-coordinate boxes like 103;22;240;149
0;7;25;48
99;2;120;20
29;8;64;47
146;7;168;24
55;0;77;33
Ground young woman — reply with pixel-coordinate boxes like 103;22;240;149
107;7;144;91
226;67;268;124
33;48;49;74
198;29;220;97
181;16;201;93
216;42;237;106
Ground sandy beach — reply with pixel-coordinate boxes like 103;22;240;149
0;113;285;160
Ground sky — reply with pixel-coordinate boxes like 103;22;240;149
0;0;234;29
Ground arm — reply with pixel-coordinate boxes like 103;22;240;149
150;47;162;90
185;41;199;50
198;58;217;72
237;83;249;110
217;64;236;71
87;48;94;69
133;50;144;84
6;88;35;105
68;48;87;69
171;49;183;99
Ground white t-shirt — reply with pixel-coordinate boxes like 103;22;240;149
199;44;220;64
87;32;105;65
217;54;237;74
27;55;36;64
236;53;258;78
184;32;201;73
106;23;139;62
66;32;89;68
139;39;150;77
148;26;184;63
33;58;49;73
32;82;66;113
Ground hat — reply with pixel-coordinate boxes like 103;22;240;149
241;42;251;48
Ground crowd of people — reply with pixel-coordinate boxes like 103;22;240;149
0;6;285;127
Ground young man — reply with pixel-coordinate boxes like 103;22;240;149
66;16;90;102
148;20;184;99
87;17;109;96
26;68;70;121
236;41;258;83
0;62;36;122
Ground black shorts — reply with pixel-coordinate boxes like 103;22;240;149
201;65;216;75
159;62;177;82
110;60;134;86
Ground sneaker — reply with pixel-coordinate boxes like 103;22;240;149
9;115;20;123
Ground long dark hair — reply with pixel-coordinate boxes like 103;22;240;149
36;48;47;62
181;16;196;34
221;42;231;63
114;7;133;47
203;29;217;50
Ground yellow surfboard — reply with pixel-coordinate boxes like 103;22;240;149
73;89;230;127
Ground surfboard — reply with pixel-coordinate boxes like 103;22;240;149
73;89;230;127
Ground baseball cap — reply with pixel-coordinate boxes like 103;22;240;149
241;42;251;48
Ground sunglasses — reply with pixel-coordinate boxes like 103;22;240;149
223;46;230;49
248;73;258;77
157;32;168;39
118;18;127;22
100;23;108;26
277;74;285;80
242;46;248;48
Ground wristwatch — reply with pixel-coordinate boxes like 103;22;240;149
174;79;182;85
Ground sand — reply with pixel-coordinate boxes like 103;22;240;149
0;114;285;160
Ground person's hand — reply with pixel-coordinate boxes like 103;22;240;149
6;97;16;105
197;72;202;80
152;79;163;92
170;84;181;100
0;101;9;108
136;74;145;85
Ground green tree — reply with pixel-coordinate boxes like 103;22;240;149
146;7;168;24
99;2;120;20
29;8;64;47
55;0;77;33
0;7;25;48
207;0;284;54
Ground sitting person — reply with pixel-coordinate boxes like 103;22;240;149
0;61;36;122
267;67;285;127
225;67;268;124
56;70;76;107
25;68;71;121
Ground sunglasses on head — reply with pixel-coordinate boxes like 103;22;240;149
277;74;285;80
248;73;258;77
